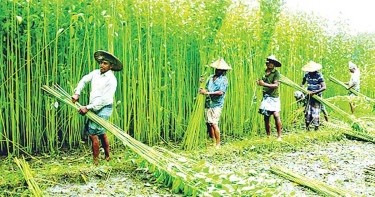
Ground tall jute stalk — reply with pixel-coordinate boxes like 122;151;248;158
43;84;268;196
14;157;43;197
271;165;359;197
279;74;356;122
329;75;375;103
41;84;204;195
1;0;375;154
182;78;207;150
280;74;375;137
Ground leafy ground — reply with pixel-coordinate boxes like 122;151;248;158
1;125;375;196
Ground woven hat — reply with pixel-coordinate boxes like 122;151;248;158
266;55;281;67
210;58;232;70
302;61;322;72
349;61;357;69
94;50;123;71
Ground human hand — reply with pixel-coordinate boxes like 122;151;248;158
78;106;88;115
200;77;205;83
199;88;207;95
257;79;264;86
72;94;79;103
309;91;315;96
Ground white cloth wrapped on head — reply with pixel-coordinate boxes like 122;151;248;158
349;61;357;70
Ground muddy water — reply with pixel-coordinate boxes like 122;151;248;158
44;139;375;196
273;140;375;196
213;139;375;196
44;170;179;196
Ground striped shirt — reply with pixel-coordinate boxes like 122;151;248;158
303;72;324;97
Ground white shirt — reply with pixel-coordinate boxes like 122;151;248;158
349;69;360;92
74;69;117;111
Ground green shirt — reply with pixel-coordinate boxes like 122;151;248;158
262;68;280;98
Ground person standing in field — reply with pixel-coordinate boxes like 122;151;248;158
257;55;282;141
199;58;231;149
344;61;360;113
72;50;122;166
301;61;326;131
294;90;329;122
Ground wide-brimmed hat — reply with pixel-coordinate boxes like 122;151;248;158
349;61;357;69
266;55;281;67
94;50;123;71
302;61;322;72
210;58;232;70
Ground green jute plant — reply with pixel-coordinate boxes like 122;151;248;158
329;75;375;103
181;75;208;150
14;157;43;197
271;165;359;197
280;74;356;122
42;84;272;196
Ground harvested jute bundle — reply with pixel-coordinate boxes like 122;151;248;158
271;165;359;197
14;157;43;197
42;84;204;195
365;165;375;185
280;74;354;122
42;84;259;196
329;75;375;103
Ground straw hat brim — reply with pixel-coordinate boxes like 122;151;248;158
302;61;322;72
94;50;123;71
266;55;281;67
210;58;232;70
267;59;281;67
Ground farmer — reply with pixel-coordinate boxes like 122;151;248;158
72;50;122;166
257;55;282;141
294;90;329;122
344;61;360;113
199;58;231;149
301;61;326;131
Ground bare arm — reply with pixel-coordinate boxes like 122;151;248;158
310;82;326;95
199;88;224;96
257;80;279;89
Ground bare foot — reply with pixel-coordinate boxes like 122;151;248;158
105;157;112;161
93;157;99;166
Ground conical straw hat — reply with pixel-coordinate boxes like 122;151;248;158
266;55;281;67
94;50;123;71
302;61;322;72
210;58;232;70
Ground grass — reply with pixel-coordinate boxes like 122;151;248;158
14;157;42;197
45;84;298;196
1;148;156;196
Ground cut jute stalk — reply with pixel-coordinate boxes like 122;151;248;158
271;165;359;197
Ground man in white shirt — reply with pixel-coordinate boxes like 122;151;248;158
345;61;360;113
72;50;122;166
